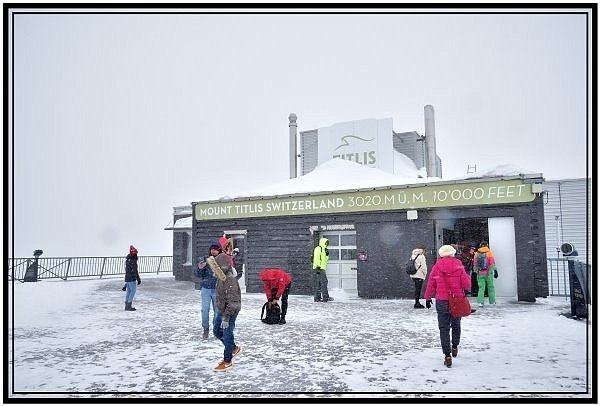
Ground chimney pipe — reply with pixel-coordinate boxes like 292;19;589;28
288;113;298;179
424;105;437;177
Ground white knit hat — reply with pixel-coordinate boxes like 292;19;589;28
438;245;457;257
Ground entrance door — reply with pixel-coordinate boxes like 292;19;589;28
488;217;517;298
320;231;358;295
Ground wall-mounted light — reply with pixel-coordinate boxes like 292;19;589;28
531;183;543;194
407;210;418;220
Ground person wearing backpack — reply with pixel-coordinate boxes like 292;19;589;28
409;244;428;308
472;241;498;307
312;237;333;302
259;268;292;324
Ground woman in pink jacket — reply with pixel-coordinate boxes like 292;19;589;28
424;245;471;368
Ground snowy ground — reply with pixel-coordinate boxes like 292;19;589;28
6;273;593;399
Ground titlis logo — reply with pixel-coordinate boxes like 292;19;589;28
332;135;376;165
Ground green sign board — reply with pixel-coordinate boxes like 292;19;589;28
195;179;537;221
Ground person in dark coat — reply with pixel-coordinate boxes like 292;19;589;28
259;268;292;324
207;241;242;372
124;245;141;311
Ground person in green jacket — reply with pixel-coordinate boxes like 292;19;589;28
312;237;333;302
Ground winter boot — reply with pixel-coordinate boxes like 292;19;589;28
125;302;136;311
124;302;129;311
444;355;452;368
414;301;425;309
451;347;458;357
202;329;209;339
214;360;232;372
279;315;286;324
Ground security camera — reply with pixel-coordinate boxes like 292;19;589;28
560;243;578;257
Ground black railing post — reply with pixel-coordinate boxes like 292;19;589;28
100;257;106;279
65;258;71;280
157;256;163;274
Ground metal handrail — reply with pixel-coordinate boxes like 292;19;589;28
6;256;584;297
7;256;173;282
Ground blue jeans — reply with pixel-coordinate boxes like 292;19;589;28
213;312;237;362
435;300;461;356
125;281;137;303
200;287;217;330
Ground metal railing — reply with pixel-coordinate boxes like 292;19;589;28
546;258;591;297
6;256;587;297
7;256;173;282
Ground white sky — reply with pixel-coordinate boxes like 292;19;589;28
8;274;592;397
8;6;592;257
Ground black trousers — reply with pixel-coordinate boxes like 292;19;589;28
271;283;291;316
413;278;424;302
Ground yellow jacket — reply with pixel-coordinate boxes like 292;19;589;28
312;237;329;270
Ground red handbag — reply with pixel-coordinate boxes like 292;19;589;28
448;293;472;317
442;273;471;318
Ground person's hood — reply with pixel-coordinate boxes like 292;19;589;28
260;268;285;281
436;257;465;276
411;248;424;258
209;240;222;251
319;237;329;248
206;255;227;282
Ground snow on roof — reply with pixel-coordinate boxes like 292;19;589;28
449;164;541;180
163;216;192;230
199;157;541;203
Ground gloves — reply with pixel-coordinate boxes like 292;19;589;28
121;285;126;292
494;269;498;279
220;318;229;330
137;279;141;285
425;299;432;309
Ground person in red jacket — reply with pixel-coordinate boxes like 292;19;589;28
259;268;292;324
424;244;471;368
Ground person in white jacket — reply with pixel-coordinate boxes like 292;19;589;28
409;244;428;308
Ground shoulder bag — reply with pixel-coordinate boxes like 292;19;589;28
441;272;471;318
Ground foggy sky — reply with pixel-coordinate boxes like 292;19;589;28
8;7;591;257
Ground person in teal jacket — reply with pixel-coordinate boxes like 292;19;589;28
312;237;333;302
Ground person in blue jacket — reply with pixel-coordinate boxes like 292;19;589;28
193;241;221;339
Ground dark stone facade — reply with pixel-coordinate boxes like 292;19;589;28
171;214;192;282
187;196;547;302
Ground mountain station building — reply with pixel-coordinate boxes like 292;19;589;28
167;110;550;302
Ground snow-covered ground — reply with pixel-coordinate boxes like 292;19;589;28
7;273;592;399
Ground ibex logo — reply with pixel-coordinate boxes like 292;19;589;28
333;135;376;165
334;135;374;151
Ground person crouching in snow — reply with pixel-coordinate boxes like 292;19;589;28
124;245;141;311
259;268;292;324
207;239;242;372
424;244;471;368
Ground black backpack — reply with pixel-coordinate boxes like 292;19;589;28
261;301;281;324
405;253;420;275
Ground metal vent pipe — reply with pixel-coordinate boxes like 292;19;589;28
288;113;298;179
424;105;437;177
